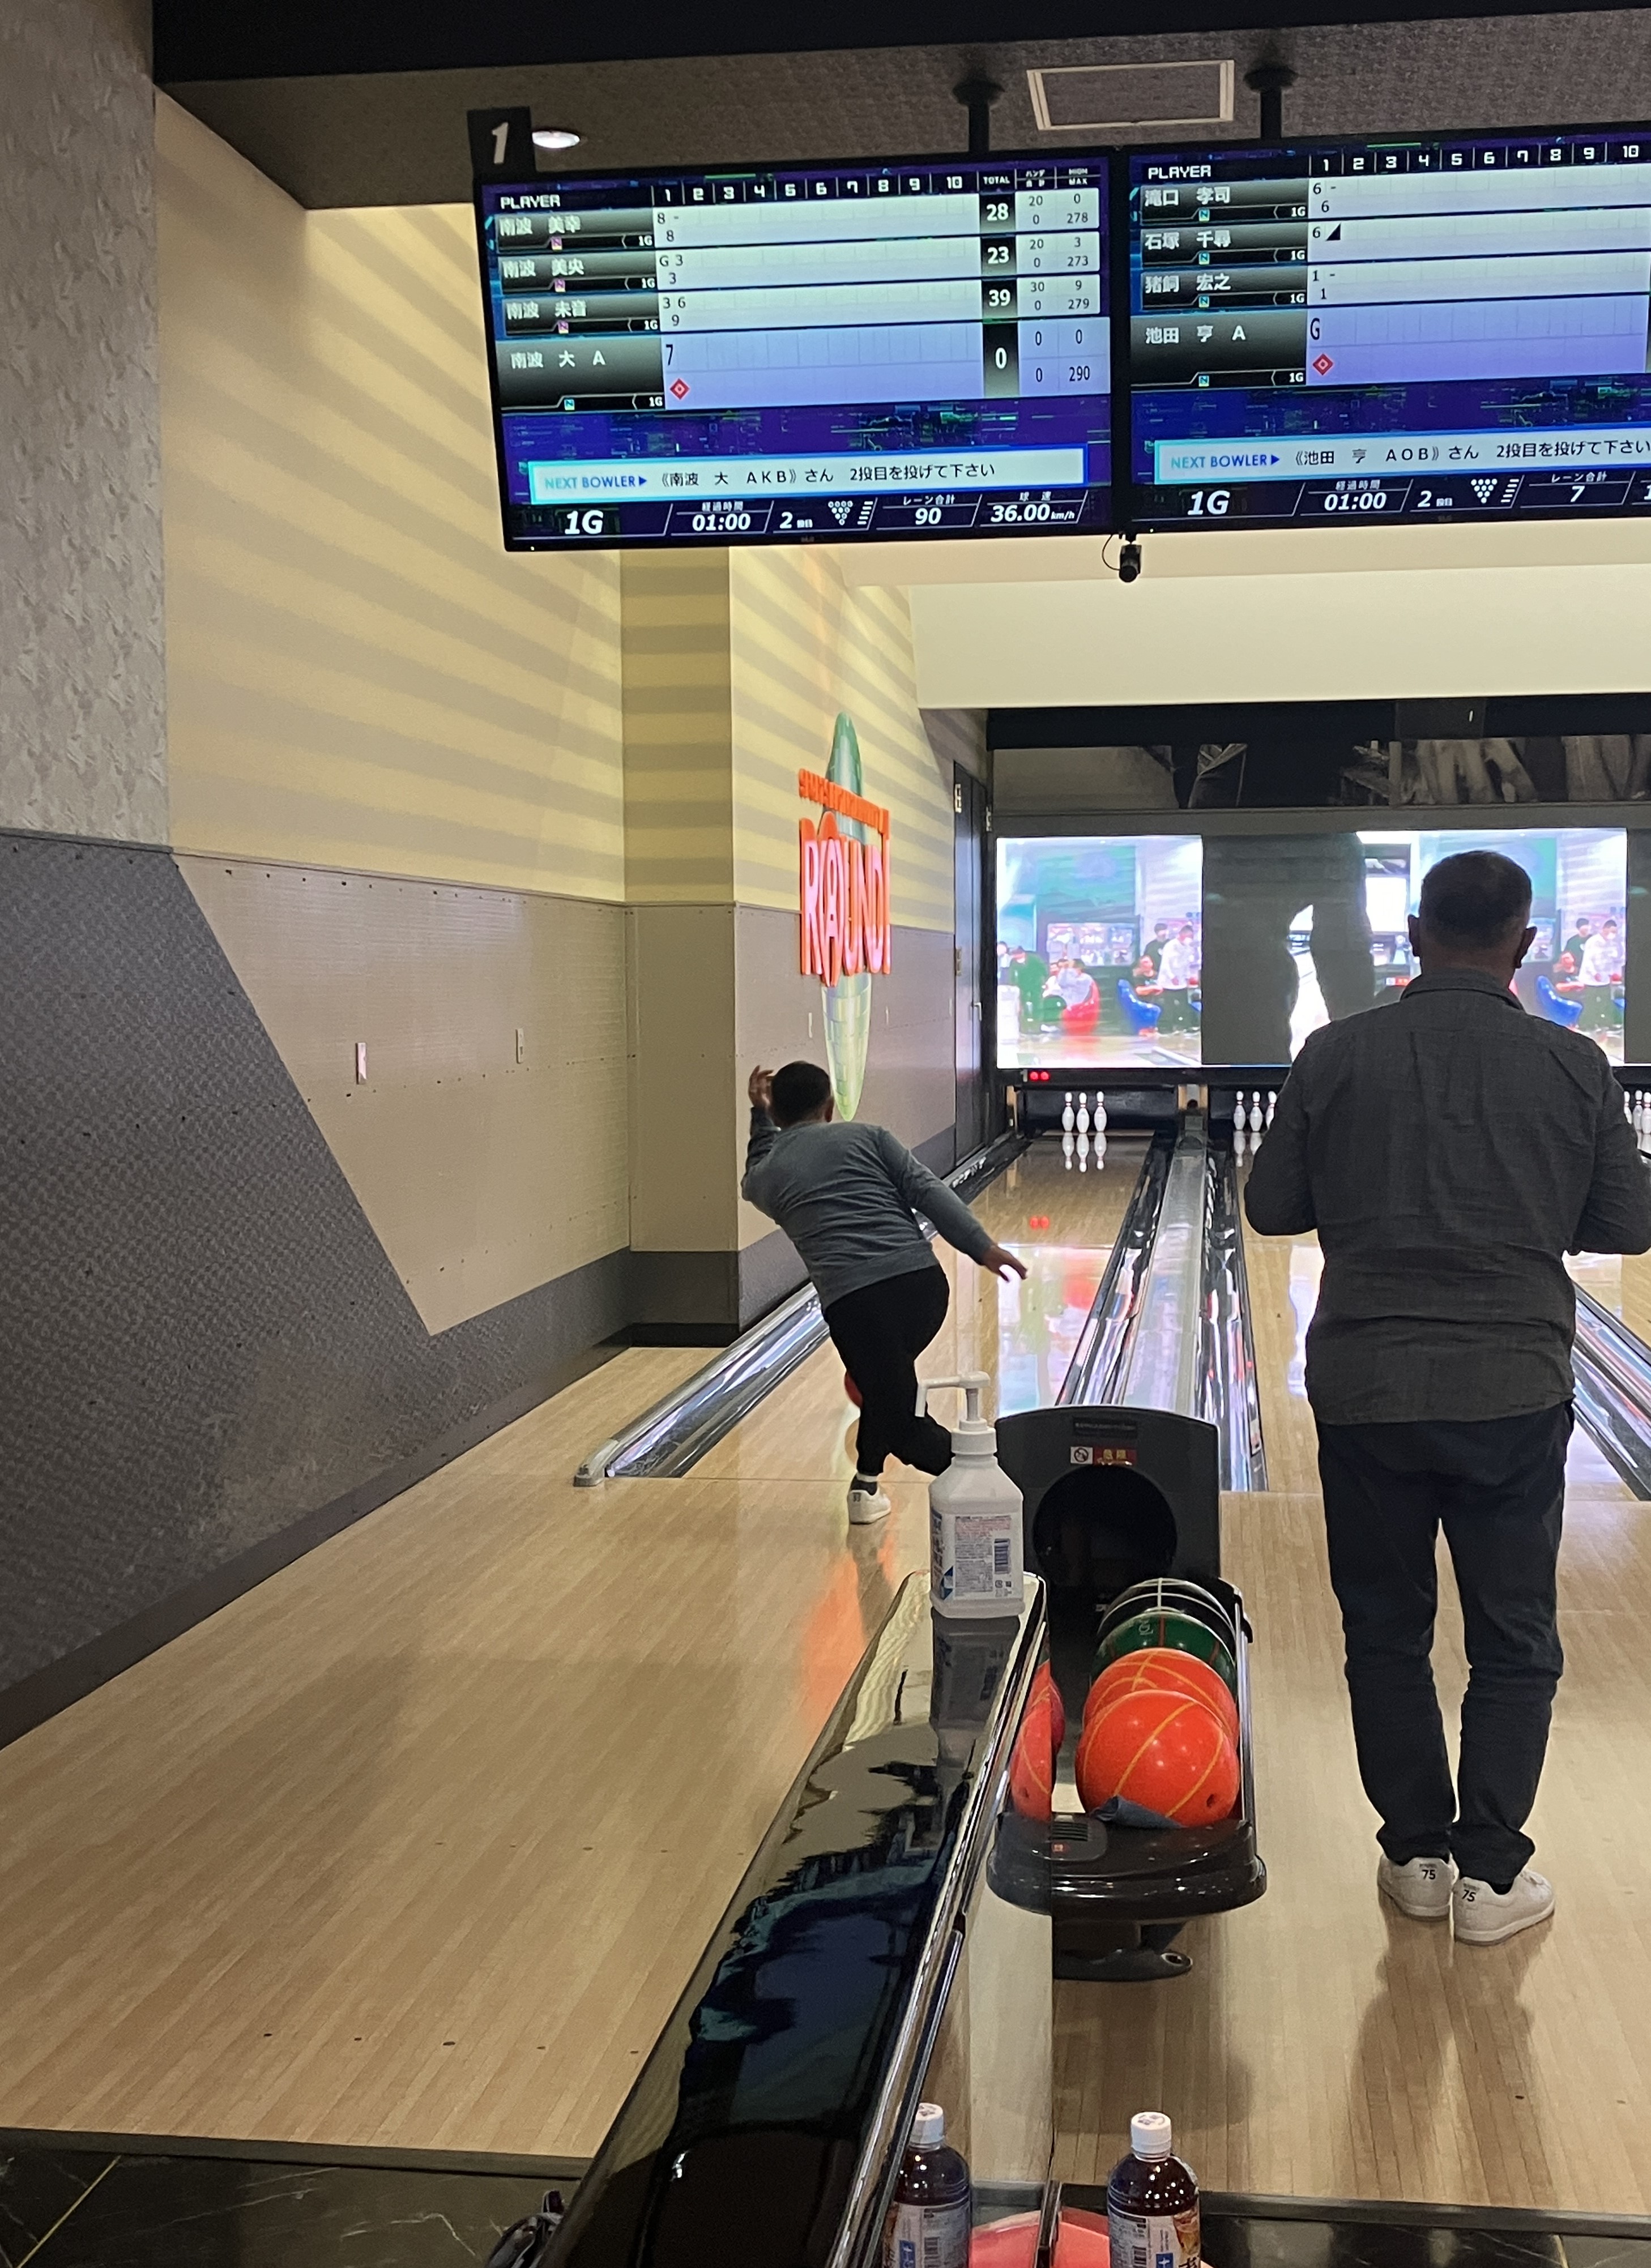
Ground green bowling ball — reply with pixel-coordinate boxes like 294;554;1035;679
1102;1577;1230;1646
1093;1604;1238;1696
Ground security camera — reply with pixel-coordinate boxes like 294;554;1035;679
1117;539;1142;584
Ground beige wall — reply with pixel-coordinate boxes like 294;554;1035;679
728;549;954;932
156;102;636;1335
1;0;167;843
628;904;739;1255
912;561;1651;710
154;99;963;1321
620;552;735;903
157;96;625;899
181;858;628;1333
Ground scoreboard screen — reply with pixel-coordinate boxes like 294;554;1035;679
475;156;1112;550
1126;128;1651;530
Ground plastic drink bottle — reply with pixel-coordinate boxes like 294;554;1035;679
1107;2112;1200;2268
921;1373;1025;1619
883;2102;971;2268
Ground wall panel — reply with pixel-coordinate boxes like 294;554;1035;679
0;833;630;1733
180;859;628;1334
157;96;624;896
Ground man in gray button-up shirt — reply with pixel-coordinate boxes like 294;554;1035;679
1247;848;1651;1945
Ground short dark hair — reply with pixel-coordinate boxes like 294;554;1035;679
771;1060;833;1126
1418;850;1532;949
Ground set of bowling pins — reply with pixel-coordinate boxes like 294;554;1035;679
1627;1088;1651;1156
1061;1090;1107;1172
1232;1089;1277;1161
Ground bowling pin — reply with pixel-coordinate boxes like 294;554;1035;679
1076;1091;1090;1137
1077;1129;1090;1172
1265;1090;1277;1127
1062;1129;1076;1169
1231;1091;1245;1134
1093;1088;1108;1135
1249;1090;1264;1132
1061;1091;1076;1133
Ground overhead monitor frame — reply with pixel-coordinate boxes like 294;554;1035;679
470;143;1117;553
1122;117;1651;535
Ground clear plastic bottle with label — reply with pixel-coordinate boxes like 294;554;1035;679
922;1373;1025;1620
882;2102;971;2268
1107;2111;1200;2268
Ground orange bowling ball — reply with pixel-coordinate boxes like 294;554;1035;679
1075;1688;1239;1826
1008;1683;1060;1822
1029;1660;1067;1749
1086;1646;1239;1748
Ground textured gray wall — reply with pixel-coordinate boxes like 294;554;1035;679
1;0;167;842
0;833;631;1731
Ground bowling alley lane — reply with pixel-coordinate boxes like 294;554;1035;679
1568;1247;1651;1344
1053;1208;1651;2214
0;1141;1141;2164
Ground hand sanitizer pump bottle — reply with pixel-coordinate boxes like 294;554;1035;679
923;1373;1025;1619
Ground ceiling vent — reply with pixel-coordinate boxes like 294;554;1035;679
1027;59;1235;133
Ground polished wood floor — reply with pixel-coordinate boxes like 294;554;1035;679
7;1136;1651;2211
0;1143;1129;2161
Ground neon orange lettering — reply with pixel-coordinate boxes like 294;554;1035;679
799;820;822;975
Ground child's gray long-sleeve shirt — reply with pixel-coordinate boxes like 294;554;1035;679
741;1110;995;1311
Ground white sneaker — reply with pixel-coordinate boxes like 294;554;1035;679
847;1476;891;1524
1453;1868;1555;1945
1377;1854;1457;1919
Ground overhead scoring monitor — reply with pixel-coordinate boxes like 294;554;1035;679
475;156;1112;549
1126;127;1651;529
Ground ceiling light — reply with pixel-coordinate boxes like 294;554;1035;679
533;129;581;151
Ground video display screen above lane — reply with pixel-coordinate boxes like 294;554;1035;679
1200;827;1628;1063
475;156;1113;550
996;836;1204;1071
997;827;1629;1069
1126;130;1651;530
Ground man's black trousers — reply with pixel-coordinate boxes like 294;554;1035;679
1316;1402;1570;1886
825;1265;953;1479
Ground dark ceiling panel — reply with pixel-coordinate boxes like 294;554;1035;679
161;11;1651;210
152;0;1651;79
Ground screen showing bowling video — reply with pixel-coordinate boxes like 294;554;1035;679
997;826;1629;1067
1200;826;1629;1063
996;836;1204;1070
1127;127;1651;530
476;156;1112;550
